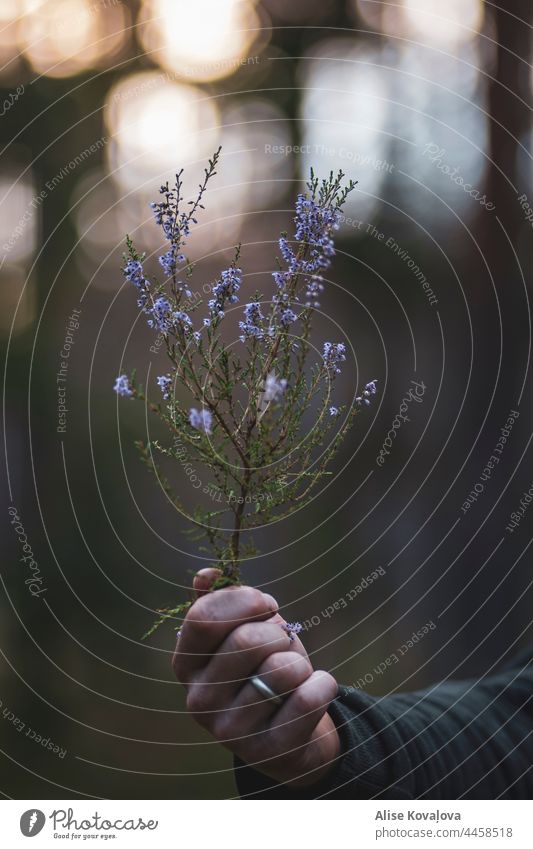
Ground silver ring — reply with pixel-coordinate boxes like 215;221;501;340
249;675;285;707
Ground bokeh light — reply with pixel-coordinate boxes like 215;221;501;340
78;94;293;283
298;32;488;235
221;98;292;207
138;0;263;83
403;0;484;46
354;0;484;47
0;1;24;71
73;167;124;283
0;172;38;264
105;71;220;190
17;0;129;79
299;39;391;225
0;172;37;337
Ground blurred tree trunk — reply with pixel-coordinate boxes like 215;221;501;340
484;0;531;265
455;2;532;670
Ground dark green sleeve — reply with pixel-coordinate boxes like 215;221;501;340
234;648;533;799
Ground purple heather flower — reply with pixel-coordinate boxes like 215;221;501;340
283;622;303;641
272;192;342;308
174;310;192;330
150;179;191;243
239;301;265;342
209;266;241;318
323;341;346;375
123;258;151;311
203;318;211;327
123;258;144;285
245;301;262;322
329;406;339;416
158;248;177;277
294;194;340;256
273;270;290;290
278;236;295;267
114;374;133;397
305;275;325;309
192;331;201;344
189;407;213;434
158;247;186;278
147;296;173;332
280;308;297;326
216;267;241;301
207;299;224;320
157;374;172;400
356;379;378;407
294;198;338;277
263;371;288;402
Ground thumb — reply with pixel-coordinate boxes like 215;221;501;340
192;567;221;599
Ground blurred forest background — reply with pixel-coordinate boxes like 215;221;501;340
1;0;532;798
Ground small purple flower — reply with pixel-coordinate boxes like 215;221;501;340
323;342;346;375
216;266;241;302
150;179;192;243
174;310;192;330
329;406;339;416
209;266;241;318
305;275;325;309
356;379;378;407
280;308;297;326
239;301;265;342
158;248;187;277
123;258;144;285
274;191;343;308
158;248;176;277
147;296;173;332
123;258;151;311
283;622;303;641
114;374;133;397
263;371;288;403
272;270;290;290
278;236;295;267
157;374;172;400
294;194;340;258
189;407;213;434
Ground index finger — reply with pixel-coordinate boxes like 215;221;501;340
173;585;279;681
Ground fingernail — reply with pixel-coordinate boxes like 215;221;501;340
264;593;278;611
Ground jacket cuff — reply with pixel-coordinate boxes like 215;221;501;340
234;687;414;799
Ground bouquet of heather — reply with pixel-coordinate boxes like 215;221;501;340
113;148;377;637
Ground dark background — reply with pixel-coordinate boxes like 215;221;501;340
1;0;532;799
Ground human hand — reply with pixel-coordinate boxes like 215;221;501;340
172;569;340;787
